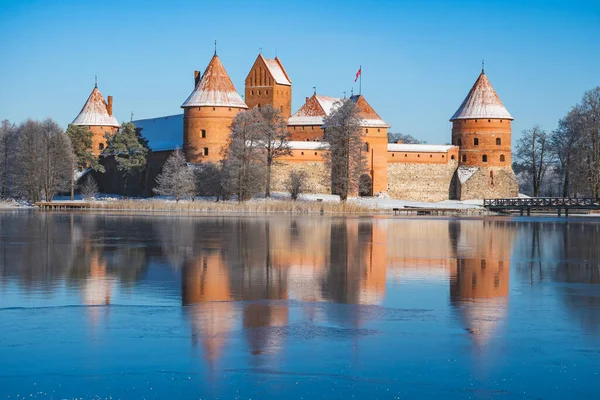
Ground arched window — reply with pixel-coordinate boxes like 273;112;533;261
451;155;455;160
462;155;467;162
99;143;104;151
500;154;506;162
496;138;501;146
482;154;488;162
474;138;479;146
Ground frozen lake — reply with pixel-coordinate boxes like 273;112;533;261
1;212;599;399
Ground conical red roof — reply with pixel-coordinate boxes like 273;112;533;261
72;86;119;127
450;72;513;121
181;55;247;109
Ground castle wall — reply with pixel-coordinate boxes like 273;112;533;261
287;125;324;142
270;160;331;195
387;160;458;201
456;166;519;200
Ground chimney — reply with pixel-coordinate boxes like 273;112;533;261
107;96;113;116
305;97;309;103
194;70;200;87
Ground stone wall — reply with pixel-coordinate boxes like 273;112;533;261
270;161;331;195
387;161;458;201
456;166;519;200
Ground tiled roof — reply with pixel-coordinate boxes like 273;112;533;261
451;72;513;121
72;86;120;127
288;94;390;128
181;55;247;109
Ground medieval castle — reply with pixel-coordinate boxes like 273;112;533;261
71;50;519;200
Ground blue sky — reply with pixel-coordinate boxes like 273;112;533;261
0;0;598;144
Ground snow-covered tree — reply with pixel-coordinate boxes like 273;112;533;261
257;105;291;197
154;148;196;201
286;169;307;201
222;108;266;201
323;99;366;201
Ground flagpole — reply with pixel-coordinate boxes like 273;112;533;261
359;65;362;95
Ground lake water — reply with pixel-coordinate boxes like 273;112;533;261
0;212;599;399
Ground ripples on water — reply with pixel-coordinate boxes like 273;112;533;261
0;212;599;399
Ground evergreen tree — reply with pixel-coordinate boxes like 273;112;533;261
323;99;366;201
104;122;148;197
154;148;196;201
66;124;105;200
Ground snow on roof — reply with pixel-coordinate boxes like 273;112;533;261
181;55;247;109
388;144;455;153
262;55;291;86
457;166;479;184
288;94;389;128
451;72;513;121
287;141;329;150
133;114;183;152
72;86;120;127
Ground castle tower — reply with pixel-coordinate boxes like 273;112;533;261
71;83;120;156
181;53;248;163
450;69;518;199
245;54;292;119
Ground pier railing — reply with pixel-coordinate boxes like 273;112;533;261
483;197;600;216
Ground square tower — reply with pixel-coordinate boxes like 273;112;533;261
245;54;292;119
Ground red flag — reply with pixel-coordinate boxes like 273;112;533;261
354;67;361;82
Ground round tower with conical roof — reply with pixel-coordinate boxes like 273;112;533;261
71;84;120;156
450;69;518;199
181;53;248;163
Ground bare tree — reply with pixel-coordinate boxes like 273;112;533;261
256;105;291;197
79;175;99;199
323;99;366;201
550;107;583;197
195;162;230;201
40;119;73;202
286;169;307;201
154;148;196;201
387;132;426;144
515;125;554;197
0;120;17;199
578;87;600;197
13;119;72;202
222;108;266;202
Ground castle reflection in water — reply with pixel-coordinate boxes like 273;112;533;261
1;213;599;365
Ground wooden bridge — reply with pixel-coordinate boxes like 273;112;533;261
483;197;600;216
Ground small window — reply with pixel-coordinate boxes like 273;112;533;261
488;119;491;123
251;90;254;95
301;152;304;155
258;90;261;95
99;143;104;150
203;148;209;156
418;154;420;158
500;154;506;162
266;90;269;95
377;129;380;132
366;129;369;133
482;154;488;162
451;155;455;160
462;155;467;162
474;138;479;146
442;155;445;158
496;138;501;146
228;108;232;112
364;143;369;152
314;152;317;156
430;154;432;158
212;107;216;111
405;154;407;157
201;129;206;138
392;153;395;157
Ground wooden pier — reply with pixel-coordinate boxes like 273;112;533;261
393;207;470;216
483;197;600;216
35;202;91;210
